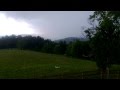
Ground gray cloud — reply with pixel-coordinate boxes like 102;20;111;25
1;11;93;40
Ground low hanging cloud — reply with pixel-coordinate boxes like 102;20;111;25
1;11;93;40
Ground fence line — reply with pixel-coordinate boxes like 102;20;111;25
80;70;120;79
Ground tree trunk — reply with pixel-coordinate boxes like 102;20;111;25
101;68;107;79
106;58;109;79
106;67;109;79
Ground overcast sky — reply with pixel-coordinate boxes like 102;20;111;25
0;11;93;40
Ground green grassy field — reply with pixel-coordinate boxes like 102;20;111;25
0;49;119;79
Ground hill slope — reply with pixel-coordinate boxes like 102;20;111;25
0;49;96;79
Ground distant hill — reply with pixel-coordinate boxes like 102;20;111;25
54;37;89;43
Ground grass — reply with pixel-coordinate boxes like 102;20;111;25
0;49;97;79
0;49;119;79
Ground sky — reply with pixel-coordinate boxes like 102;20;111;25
0;11;93;40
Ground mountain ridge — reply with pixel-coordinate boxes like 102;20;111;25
54;37;89;43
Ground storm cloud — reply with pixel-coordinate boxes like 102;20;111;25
1;11;93;40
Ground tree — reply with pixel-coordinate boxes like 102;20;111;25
65;42;73;56
54;41;67;54
85;11;120;72
41;39;55;53
65;40;91;59
71;40;83;58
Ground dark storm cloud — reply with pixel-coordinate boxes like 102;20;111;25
1;11;93;40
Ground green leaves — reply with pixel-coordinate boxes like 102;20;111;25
85;11;120;70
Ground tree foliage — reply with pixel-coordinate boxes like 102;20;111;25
0;35;91;60
85;11;120;70
54;41;67;54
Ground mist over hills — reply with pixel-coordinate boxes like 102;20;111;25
54;37;89;43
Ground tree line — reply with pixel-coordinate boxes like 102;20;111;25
0;35;92;60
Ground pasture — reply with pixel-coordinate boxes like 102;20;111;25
0;49;119;79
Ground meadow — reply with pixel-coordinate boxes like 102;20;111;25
0;49;119;79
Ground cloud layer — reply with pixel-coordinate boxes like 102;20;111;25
1;11;93;40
